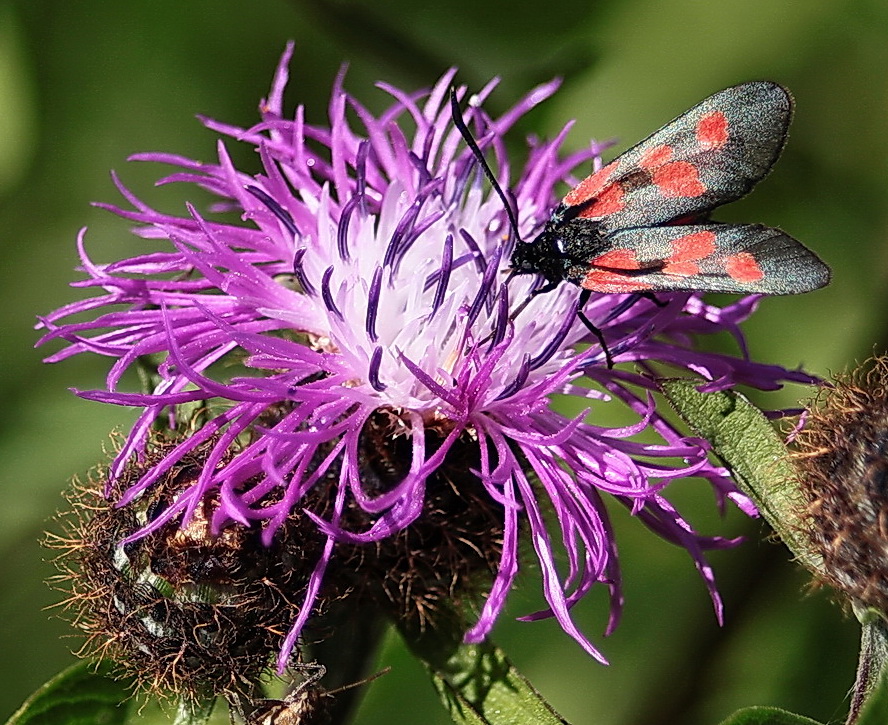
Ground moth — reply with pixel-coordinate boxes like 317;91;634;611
451;82;830;365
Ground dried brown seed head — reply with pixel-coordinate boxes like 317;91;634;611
794;357;888;611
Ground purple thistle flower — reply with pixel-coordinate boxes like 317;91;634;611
38;44;814;670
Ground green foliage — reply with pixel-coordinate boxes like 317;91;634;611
402;620;569;725
660;379;821;573
4;661;132;725
427;643;570;725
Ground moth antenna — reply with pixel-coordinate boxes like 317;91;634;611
449;88;523;245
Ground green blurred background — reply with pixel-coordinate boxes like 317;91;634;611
2;0;886;723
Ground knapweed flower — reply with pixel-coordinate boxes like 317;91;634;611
39;44;815;672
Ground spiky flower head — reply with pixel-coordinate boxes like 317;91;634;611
38;44;814;672
46;434;323;702
793;357;888;612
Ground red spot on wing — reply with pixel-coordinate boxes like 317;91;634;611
662;260;700;277
639;145;673;168
591;248;640;269
725;252;764;283
669;230;717;262
577;183;625;219
582;269;652;293
563;162;617;206
696;111;729;150
652;161;705;197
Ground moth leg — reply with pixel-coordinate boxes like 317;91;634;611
503;278;561;331
576;289;614;368
531;280;560;296
640;291;667;308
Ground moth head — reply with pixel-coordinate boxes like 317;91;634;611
509;231;570;286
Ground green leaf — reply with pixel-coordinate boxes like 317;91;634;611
717;705;824;725
660;379;822;573
5;660;133;725
400;620;569;725
428;641;568;725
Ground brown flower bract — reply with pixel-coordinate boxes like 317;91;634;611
794;357;888;611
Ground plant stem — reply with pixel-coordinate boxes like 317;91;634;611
848;607;888;724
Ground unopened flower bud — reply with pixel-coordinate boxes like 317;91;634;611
47;435;325;703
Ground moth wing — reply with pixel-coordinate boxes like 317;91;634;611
575;224;830;295
561;82;793;232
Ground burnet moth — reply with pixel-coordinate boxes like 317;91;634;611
450;82;830;366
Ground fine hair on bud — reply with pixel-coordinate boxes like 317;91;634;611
793;356;888;611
